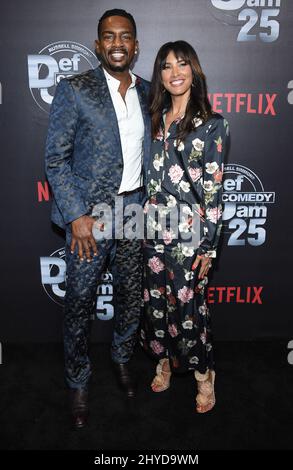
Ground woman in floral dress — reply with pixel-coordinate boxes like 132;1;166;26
140;41;230;413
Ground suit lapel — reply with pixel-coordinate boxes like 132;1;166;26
93;66;121;146
136;77;151;183
135;77;149;128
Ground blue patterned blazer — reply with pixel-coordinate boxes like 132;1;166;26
45;65;151;229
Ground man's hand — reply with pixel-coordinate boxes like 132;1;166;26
70;215;98;261
192;255;212;279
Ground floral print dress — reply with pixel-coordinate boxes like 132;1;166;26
140;112;230;373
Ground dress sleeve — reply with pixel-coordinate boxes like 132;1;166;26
197;117;230;258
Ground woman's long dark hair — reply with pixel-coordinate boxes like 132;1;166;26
150;40;213;141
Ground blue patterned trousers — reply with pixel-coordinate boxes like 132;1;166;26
63;191;143;389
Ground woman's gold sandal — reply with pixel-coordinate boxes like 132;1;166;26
151;358;171;392
194;370;216;413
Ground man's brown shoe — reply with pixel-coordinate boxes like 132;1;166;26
70;388;88;429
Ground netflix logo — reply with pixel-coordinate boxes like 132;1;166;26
37;181;51;202
207;286;263;304
209;93;277;116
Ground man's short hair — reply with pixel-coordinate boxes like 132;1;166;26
97;9;137;39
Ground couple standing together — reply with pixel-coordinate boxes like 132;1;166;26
45;8;230;429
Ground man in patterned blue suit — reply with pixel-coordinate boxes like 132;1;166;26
45;9;150;429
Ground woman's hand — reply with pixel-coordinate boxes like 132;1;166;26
192;255;212;279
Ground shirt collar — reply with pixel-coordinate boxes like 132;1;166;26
103;67;137;92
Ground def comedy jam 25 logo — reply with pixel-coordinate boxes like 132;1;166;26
210;0;282;42
222;164;275;246
27;41;98;113
40;248;114;320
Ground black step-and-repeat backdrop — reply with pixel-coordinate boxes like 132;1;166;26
1;0;292;342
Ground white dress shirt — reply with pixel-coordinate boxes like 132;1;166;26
103;68;145;194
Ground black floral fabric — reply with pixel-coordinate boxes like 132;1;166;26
140;113;230;373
